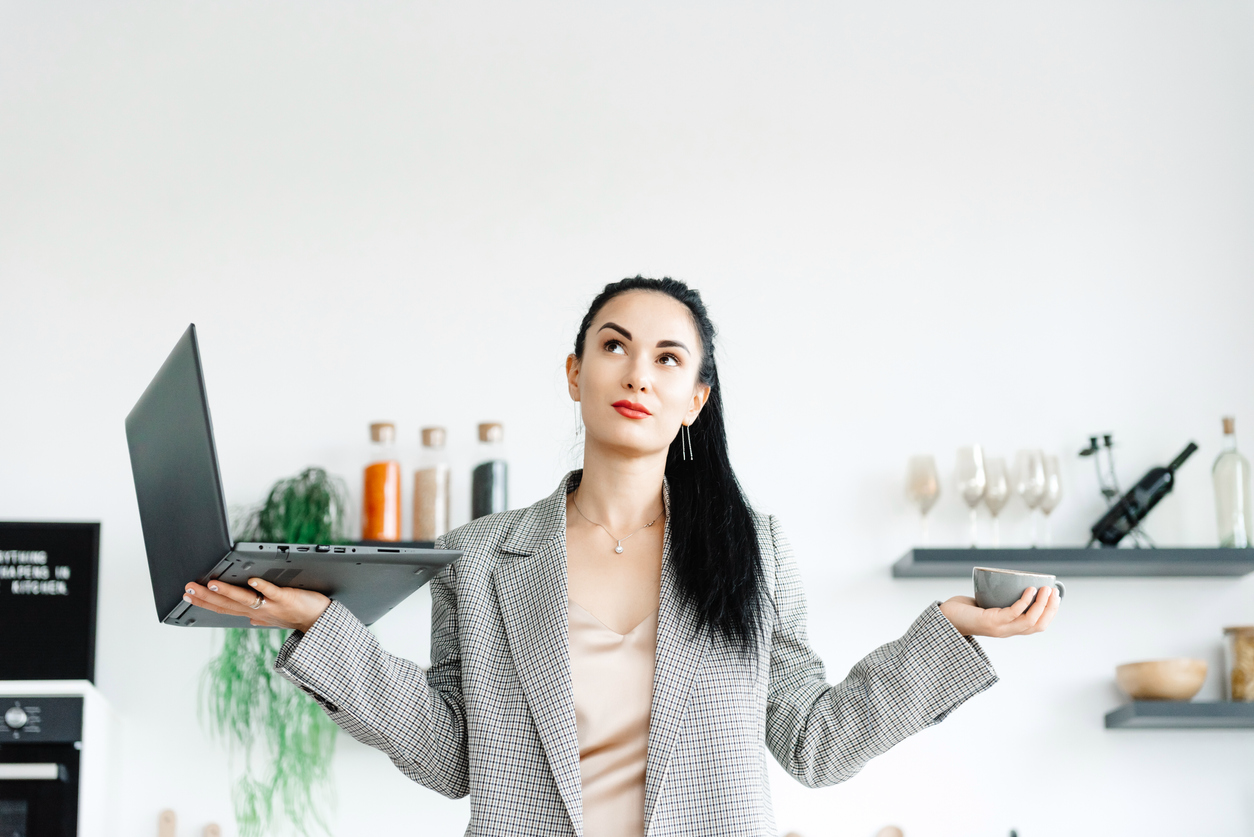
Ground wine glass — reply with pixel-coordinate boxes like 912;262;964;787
1014;449;1047;545
1040;455;1063;546
906;455;941;545
955;446;987;547
983;457;1010;547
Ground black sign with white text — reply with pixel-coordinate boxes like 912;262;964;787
0;523;100;682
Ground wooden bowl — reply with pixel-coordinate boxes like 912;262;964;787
1116;658;1208;701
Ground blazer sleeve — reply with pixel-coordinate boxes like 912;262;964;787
272;552;469;799
763;514;998;788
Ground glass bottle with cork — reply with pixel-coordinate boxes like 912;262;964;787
472;422;508;520
413;426;451;543
362;422;402;541
1214;416;1252;548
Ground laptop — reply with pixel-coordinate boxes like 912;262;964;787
125;324;460;628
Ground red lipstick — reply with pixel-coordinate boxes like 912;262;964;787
612;400;651;419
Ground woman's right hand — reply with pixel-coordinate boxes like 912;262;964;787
939;585;1060;638
183;577;331;633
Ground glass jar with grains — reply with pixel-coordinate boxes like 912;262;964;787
1223;626;1254;701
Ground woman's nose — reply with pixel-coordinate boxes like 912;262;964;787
624;364;650;393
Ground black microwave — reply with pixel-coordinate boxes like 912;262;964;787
0;697;83;837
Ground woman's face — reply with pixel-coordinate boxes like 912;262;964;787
567;291;710;459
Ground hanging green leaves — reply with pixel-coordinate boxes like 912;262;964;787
200;468;351;837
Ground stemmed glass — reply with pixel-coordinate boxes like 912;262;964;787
955;446;987;547
1014;449;1047;545
983;457;1010;547
1040;455;1063;546
906;455;941;545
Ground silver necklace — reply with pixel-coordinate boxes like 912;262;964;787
570;492;663;554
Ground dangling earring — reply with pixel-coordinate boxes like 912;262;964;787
573;402;582;438
682;423;694;461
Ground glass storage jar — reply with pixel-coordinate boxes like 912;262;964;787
1223;626;1254;701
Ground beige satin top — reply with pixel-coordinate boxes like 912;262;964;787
568;599;659;837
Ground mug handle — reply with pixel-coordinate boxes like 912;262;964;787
1053;580;1065;599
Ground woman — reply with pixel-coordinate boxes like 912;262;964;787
183;277;1060;837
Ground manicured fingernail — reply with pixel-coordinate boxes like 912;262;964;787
209;584;219;592
183;595;191;603
249;579;258;587
185;588;195;596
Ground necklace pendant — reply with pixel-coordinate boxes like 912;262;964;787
615;543;624;554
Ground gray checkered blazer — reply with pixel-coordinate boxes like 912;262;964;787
275;471;997;836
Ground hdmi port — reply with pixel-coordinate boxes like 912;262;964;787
296;547;310;552
377;548;400;553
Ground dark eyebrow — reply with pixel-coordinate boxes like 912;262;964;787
597;322;632;340
656;339;689;353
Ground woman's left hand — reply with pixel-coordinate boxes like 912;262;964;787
182;578;331;632
939;586;1060;638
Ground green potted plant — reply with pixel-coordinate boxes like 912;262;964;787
201;468;350;837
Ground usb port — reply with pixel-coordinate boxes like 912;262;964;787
333;547;346;553
315;545;330;553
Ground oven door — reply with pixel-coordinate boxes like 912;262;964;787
0;744;79;837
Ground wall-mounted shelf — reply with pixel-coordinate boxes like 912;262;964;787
892;547;1254;578
1105;701;1254;729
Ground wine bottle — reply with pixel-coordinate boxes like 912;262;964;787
1089;442;1198;547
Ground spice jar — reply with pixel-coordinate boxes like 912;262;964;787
362;422;402;541
471;422;508;520
413;426;451;542
1223;626;1254;701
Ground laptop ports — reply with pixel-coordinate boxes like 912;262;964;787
277;545;289;552
315;545;330;553
333;547;346;553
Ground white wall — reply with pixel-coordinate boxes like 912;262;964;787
3;1;1253;835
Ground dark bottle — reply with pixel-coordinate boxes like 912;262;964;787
1089;442;1198;546
471;422;508;520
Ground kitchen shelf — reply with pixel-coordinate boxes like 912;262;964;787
1105;701;1254;729
892;547;1254;578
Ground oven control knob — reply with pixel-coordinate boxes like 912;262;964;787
4;706;28;730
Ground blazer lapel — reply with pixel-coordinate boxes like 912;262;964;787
643;487;710;835
493;476;584;834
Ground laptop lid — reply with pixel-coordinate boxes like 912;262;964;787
125;324;233;621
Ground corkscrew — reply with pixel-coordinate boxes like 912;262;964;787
1079;434;1120;505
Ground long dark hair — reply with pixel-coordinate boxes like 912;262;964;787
573;277;764;654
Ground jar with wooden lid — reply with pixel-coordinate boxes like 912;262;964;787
1223;626;1254;701
362;422;402;541
413;426;451;542
471;422;507;520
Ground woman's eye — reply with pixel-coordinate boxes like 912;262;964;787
604;339;625;354
658;353;679;367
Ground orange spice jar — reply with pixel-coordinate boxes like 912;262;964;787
362;422;402;541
